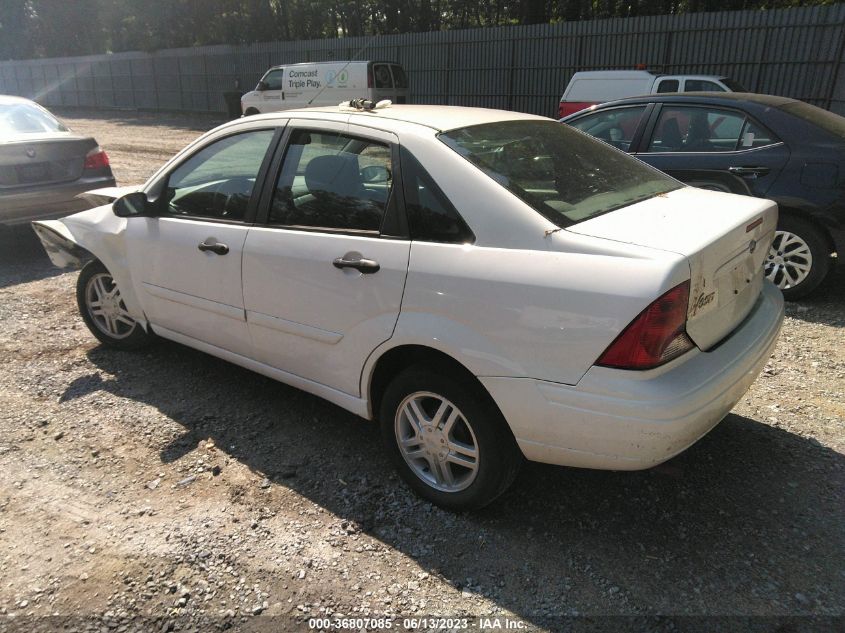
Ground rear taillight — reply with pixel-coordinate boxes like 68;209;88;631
83;147;110;170
597;281;695;370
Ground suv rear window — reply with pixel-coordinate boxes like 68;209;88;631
778;101;845;141
439;120;680;227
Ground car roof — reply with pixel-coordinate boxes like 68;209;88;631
589;92;798;110
241;104;548;133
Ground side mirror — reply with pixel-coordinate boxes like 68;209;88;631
113;192;154;218
361;165;390;183
256;80;268;92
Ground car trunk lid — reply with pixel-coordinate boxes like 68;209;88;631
0;135;97;189
567;187;777;350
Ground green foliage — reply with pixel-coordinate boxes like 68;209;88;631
0;0;835;60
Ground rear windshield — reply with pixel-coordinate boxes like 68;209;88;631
778;101;845;141
0;102;68;136
438;120;681;227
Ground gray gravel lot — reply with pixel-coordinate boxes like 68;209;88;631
0;110;843;632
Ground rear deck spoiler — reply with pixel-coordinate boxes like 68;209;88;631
76;185;140;207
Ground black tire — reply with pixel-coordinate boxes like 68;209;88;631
379;365;522;511
243;107;259;116
76;259;154;350
767;216;831;301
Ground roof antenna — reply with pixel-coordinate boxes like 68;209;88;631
307;34;380;106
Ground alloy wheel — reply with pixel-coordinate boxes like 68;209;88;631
85;272;136;340
394;391;480;493
765;230;813;289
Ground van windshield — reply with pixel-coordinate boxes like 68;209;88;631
439;120;681;227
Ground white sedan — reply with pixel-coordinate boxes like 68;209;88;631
33;104;784;510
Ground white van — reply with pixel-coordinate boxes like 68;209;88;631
558;70;745;118
241;61;409;115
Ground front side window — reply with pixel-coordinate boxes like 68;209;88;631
439;120;680;227
656;79;679;93
262;70;284;91
269;129;393;232
647;106;749;153
164;130;275;221
568;106;648;151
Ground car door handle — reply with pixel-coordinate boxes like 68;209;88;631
729;166;770;177
198;240;229;255
333;256;380;274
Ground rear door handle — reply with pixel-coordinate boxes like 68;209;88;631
729;166;770;178
198;240;229;255
333;256;380;274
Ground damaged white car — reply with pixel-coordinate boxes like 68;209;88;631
33;104;784;510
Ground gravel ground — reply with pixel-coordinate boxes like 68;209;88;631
0;110;843;632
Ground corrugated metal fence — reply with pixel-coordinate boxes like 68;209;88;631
1;4;844;118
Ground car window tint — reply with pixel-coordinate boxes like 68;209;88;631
685;80;724;92
647;107;746;153
400;148;474;244
656;80;679;93
263;70;284;90
269;129;392;232
440;120;680;228
373;64;393;89
164;130;275;221
568;106;647;151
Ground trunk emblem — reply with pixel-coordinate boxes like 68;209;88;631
749;239;757;254
25;147;37;159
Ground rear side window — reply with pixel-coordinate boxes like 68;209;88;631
269;129;393;232
391;65;409;89
400;148;474;244
684;80;725;92
439;120;680;227
646;106;778;153
373;64;393;89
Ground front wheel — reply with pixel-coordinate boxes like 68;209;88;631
380;366;522;511
76;260;153;350
765;216;831;300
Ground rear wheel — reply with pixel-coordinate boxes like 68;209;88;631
243;107;259;116
76;260;153;349
380;366;522;511
765;216;830;300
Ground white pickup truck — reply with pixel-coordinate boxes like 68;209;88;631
559;70;746;118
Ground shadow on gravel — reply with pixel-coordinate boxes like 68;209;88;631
65;340;845;623
0;225;66;289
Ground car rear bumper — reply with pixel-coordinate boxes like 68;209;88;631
0;175;116;226
481;281;784;470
